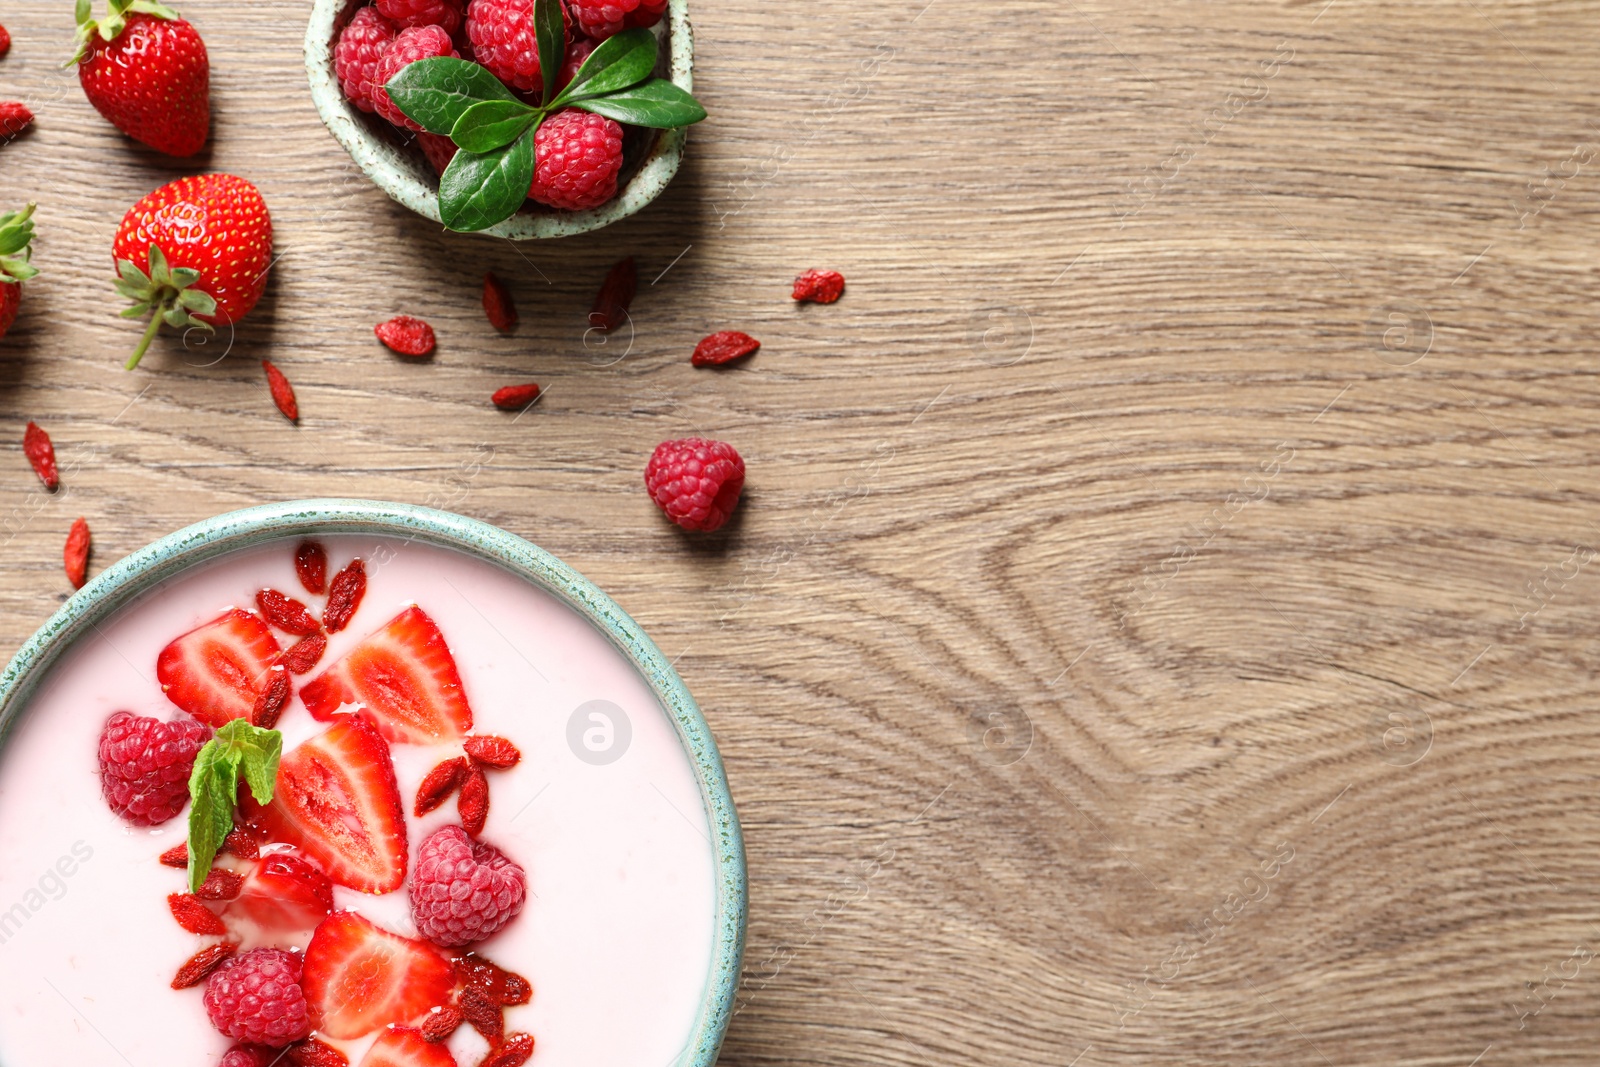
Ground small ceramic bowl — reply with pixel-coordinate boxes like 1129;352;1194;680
304;0;695;239
0;499;746;1066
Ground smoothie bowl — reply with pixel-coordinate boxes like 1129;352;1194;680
0;500;745;1067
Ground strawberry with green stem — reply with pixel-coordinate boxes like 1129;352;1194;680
71;0;210;157
113;174;272;370
0;204;38;340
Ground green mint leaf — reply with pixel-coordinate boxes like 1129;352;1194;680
534;0;564;106
217;719;283;804
569;78;707;129
439;130;537;232
387;57;519;136
550;27;657;105
450;99;540;153
185;742;237;892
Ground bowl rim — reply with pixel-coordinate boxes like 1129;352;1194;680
303;0;694;240
0;498;747;1067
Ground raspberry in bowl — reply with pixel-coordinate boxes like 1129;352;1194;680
305;0;697;238
0;501;744;1067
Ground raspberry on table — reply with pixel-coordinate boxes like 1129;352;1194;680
220;1046;274;1067
334;6;398;113
645;438;746;533
203;948;312;1048
528;108;623;211
373;24;458;130
467;0;566;92
377;0;464;34
0;101;34;139
566;0;666;40
410;825;527;947
97;711;211;825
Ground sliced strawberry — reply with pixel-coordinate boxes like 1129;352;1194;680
241;716;408;893
225;851;334;933
302;912;453;1041
157;609;282;727
300;607;473;744
358;1027;457;1067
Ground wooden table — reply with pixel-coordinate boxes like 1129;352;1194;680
4;1;1600;1063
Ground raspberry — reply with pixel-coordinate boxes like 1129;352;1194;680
555;36;596;93
334;6;397;113
409;825;526;947
417;131;458;174
528;109;622;211
692;331;760;367
97;711;210;825
792;268;845;303
220;1046;274;1067
203;948;311;1048
375;314;437;356
373;25;457;130
566;0;665;40
466;0;565;91
0;101;32;139
376;0;464;34
645;438;745;533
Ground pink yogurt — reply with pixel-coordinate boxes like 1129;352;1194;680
0;536;717;1067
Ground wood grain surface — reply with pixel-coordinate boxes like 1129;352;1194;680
4;0;1600;1063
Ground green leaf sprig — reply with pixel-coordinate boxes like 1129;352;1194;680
185;718;281;893
384;0;706;233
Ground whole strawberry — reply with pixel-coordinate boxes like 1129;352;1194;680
527;108;623;211
113;174;272;369
72;0;210;157
0;204;39;341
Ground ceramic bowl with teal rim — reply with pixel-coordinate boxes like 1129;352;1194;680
0;499;745;1066
304;0;695;239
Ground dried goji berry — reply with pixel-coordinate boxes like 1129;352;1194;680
286;1037;348;1067
458;763;489;837
464;735;521;769
481;1033;535;1067
278;632;327;675
452;954;532;1006
420;1005;463;1043
160;842;189;868
0;101;33;139
63;517;89;589
375;315;436;357
195;868;243;902
256;588;321;635
692;331;760;367
589;256;635;332
223;826;261;860
171;941;237;989
415;756;468;817
322;558;367;632
168;893;227;935
459;984;504;1042
791;268;845;304
263;360;298;422
483;272;517;331
251;669;290;729
295;540;327;594
491;383;541;410
23;421;57;489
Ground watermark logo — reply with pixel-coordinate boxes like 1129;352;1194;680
968;306;1034;367
567;699;632;765
1366;301;1433;366
966;702;1033;766
1369;706;1433;767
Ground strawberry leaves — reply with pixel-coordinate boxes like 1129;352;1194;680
186;719;281;893
114;243;218;370
0;204;39;286
70;0;181;64
384;0;705;232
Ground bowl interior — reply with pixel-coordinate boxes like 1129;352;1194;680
0;500;745;1067
304;0;694;239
